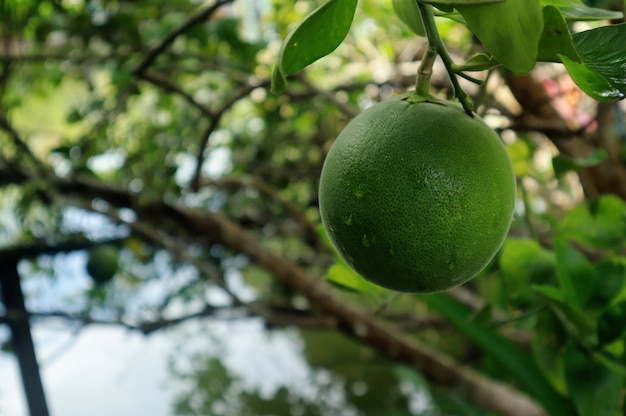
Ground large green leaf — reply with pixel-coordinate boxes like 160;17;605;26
554;239;594;309
393;0;425;36
564;342;624;416
571;23;626;100
560;54;624;102
422;0;504;5
271;0;358;94
456;0;543;73
560;6;623;21
537;5;581;63
541;0;624;21
423;293;573;415
531;310;568;393
533;284;598;348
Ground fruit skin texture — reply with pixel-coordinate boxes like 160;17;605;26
319;93;516;293
86;245;120;285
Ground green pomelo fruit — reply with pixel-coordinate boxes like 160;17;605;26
319;93;516;293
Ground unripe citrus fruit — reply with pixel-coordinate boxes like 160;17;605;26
86;244;120;285
319;93;516;293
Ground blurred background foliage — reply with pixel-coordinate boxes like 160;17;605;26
1;0;626;415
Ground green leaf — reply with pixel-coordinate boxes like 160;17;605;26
560;6;623;21
454;53;500;71
499;238;556;302
531;310;568;393
554;239;594;308
326;262;364;291
316;224;341;261
423;293;573;415
594;350;626;377
456;0;543;73
598;301;626;345
537;5;581;63
564;342;624;416
533;284;598;347
541;0;624;21
271;67;287;96
587;258;626;313
271;0;358;94
552;149;607;176
558;195;626;250
317;225;385;295
326;261;384;295
393;0;425;36
422;0;504;5
560;54;624;102
572;23;626;100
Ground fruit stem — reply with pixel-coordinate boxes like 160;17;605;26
415;2;474;115
416;44;437;97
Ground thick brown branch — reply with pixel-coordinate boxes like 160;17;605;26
505;73;626;200
165;205;548;416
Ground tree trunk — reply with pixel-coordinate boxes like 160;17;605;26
0;258;50;416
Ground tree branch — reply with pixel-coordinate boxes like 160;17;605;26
295;73;358;118
0;237;125;262
0;111;50;181
162;204;548;416
136;70;213;118
200;175;325;249
0;304;338;335
505;72;626;200
132;0;234;76
189;79;269;191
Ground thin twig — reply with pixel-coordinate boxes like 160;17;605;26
132;0;234;76
0;303;340;335
137;70;213;118
295;74;358;118
200;175;325;249
0;111;47;177
416;2;474;114
190;80;269;191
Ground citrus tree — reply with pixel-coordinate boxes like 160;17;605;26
274;1;626;414
1;0;626;415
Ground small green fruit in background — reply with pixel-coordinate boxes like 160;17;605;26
86;244;120;285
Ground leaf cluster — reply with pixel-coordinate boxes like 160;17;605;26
273;0;626;102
